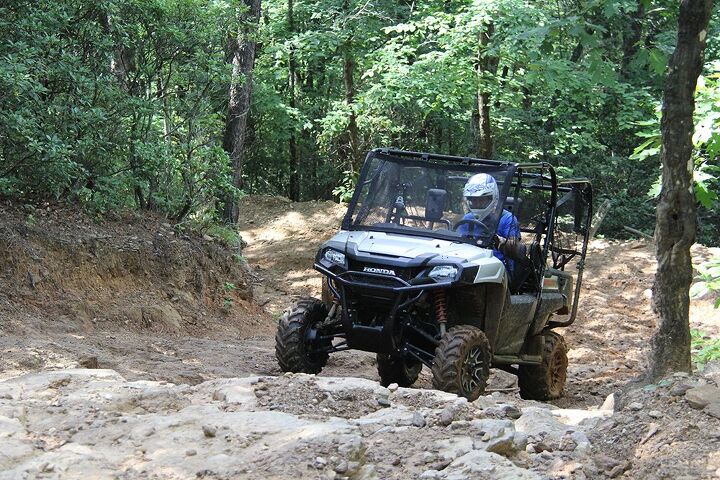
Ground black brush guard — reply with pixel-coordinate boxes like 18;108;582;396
315;263;449;363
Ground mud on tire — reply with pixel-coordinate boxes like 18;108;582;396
431;325;491;401
275;298;329;374
377;354;422;387
518;331;568;400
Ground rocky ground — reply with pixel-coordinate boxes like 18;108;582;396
1;196;719;479
2;367;719;479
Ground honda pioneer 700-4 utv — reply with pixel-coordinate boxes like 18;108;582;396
275;149;592;401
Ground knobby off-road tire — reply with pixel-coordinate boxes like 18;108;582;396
275;298;329;374
431;325;491;401
518;331;568;400
377;354;422;387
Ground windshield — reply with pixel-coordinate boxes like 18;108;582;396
343;152;517;247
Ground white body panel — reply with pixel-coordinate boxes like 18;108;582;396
324;230;506;284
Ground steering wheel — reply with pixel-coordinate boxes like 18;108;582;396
453;218;489;235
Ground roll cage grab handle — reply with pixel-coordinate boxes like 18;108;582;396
549;178;593;328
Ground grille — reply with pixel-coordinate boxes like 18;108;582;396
345;272;404;288
347;260;417;282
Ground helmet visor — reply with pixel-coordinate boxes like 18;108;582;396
467;194;493;211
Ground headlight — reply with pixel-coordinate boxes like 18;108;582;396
324;249;346;266
428;265;458;280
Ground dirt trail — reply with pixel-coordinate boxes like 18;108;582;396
1;196;719;479
236;196;347;313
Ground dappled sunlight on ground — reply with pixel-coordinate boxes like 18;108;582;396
237;196;347;313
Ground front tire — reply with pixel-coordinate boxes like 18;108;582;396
377;354;422;387
431;326;491;401
518;331;568;400
275;298;330;374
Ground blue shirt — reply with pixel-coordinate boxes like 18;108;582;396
458;209;521;270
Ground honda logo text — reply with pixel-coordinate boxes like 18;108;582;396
363;267;396;276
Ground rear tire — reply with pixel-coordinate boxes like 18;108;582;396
518;331;568;400
377;354;422;387
275;298;329;374
431;326;491;401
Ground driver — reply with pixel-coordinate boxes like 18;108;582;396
458;173;521;272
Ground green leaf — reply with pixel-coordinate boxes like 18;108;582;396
648;49;667;74
690;281;709;299
647;176;661;198
695;181;718;208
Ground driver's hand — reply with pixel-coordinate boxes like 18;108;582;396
493;235;506;248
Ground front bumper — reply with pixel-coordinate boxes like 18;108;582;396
315;262;457;354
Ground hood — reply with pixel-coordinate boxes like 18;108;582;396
335;231;492;263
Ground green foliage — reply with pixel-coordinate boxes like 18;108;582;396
222;281;238;310
630;61;720;245
691;330;720;370
332;170;357;203
691;257;720;308
205;225;244;249
246;0;684;237
0;0;236;221
1;0;719;245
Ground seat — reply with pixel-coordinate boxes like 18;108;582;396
504;196;522;214
402;188;451;228
426;189;448;223
510;240;542;294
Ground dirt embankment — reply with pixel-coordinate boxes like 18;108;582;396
0;202;272;382
0;203;265;335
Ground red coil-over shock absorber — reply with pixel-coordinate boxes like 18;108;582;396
432;290;449;336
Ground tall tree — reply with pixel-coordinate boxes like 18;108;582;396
649;0;713;380
342;0;361;172
620;0;645;80
287;0;300;201
343;43;361;170
475;21;497;159
223;0;262;224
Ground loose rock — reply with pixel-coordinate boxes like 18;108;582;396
438;406;455;426
685;385;720;409
704;403;720;419
412;412;427;428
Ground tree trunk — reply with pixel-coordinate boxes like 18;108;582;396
287;0;300;201
620;1;645;80
475;22;496;159
343;44;361;171
222;0;262;225
649;0;712;380
100;12;135;92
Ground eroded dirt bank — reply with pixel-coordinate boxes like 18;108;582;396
1;197;719;479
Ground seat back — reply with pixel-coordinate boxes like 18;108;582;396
510;240;541;294
504;196;522;213
426;189;447;221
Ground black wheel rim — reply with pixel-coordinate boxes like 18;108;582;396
461;346;485;393
303;322;325;362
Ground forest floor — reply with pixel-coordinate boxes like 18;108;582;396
1;196;719;479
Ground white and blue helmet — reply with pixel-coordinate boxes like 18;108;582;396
463;173;499;221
